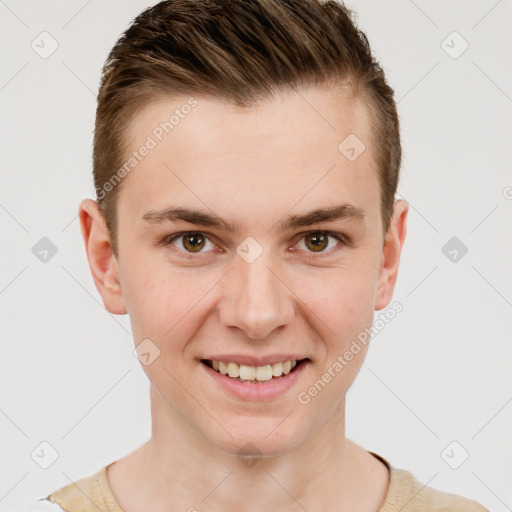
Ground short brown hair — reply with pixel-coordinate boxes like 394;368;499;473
93;0;401;258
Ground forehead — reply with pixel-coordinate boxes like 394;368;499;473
126;85;371;158
118;85;380;230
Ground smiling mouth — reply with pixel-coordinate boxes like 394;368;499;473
201;358;309;383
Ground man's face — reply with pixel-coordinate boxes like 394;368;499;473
87;86;406;457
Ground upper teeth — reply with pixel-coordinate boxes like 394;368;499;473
211;360;298;381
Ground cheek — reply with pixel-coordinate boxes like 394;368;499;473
299;263;377;339
124;265;219;351
296;273;375;407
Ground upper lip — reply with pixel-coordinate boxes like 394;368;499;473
201;354;309;366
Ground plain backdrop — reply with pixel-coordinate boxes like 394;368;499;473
1;1;511;510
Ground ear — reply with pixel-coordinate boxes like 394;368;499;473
78;198;127;315
374;199;408;311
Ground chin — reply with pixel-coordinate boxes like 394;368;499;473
206;418;306;462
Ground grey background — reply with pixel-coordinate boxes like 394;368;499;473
1;0;510;510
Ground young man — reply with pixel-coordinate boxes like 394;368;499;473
30;0;488;510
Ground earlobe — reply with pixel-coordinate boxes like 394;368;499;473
374;199;408;311
78;198;127;315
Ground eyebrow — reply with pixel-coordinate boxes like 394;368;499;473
140;203;366;232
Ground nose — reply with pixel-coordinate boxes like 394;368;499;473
219;252;294;340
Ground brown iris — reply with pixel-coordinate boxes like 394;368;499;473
182;233;206;252
304;232;329;252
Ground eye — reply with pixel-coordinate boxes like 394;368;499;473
163;231;217;257
162;230;349;260
294;230;348;255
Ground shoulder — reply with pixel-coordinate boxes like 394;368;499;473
28;464;118;512
20;499;65;511
368;451;489;512
385;466;489;512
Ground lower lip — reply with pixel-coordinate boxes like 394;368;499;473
199;359;310;401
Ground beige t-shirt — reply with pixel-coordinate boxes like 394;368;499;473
39;452;489;512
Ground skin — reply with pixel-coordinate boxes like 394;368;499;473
79;84;408;512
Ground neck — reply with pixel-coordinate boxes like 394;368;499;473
107;385;389;512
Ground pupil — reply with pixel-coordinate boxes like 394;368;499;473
308;233;327;252
184;234;204;252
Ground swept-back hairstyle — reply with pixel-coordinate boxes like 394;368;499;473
94;0;401;257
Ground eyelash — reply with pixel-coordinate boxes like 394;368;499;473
161;230;350;260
